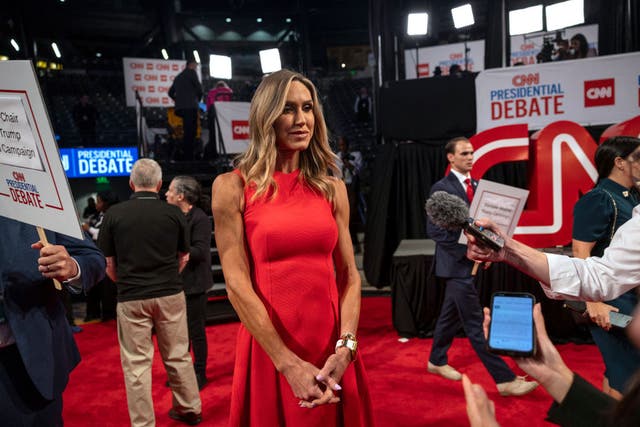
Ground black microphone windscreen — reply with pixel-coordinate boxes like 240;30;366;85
425;191;469;231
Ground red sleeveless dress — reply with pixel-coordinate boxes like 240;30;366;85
228;169;374;427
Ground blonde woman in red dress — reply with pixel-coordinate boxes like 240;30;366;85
212;69;373;426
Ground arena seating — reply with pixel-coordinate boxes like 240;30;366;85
40;73;136;147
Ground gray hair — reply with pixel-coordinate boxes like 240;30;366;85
171;175;201;205
130;158;162;188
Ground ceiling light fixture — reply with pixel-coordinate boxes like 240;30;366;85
51;42;61;58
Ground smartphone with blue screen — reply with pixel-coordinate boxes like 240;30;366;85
487;292;536;357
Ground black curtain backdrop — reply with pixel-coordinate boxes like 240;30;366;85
363;143;399;289
380;75;477;140
484;0;505;69
598;0;640;55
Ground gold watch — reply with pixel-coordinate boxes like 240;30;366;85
335;332;358;361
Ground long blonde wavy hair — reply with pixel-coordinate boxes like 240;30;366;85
236;69;340;202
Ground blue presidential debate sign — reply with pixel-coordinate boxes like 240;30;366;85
59;147;138;178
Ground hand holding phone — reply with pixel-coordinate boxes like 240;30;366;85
609;311;633;328
487;292;536;357
563;301;632;329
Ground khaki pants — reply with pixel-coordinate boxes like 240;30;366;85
117;292;201;427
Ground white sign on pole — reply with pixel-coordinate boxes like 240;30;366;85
404;40;485;79
0;96;43;170
215;102;251;154
122;57;202;107
0;60;84;240
475;52;640;132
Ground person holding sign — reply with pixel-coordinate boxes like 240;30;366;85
425;136;538;397
0;216;105;426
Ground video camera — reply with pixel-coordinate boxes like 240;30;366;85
536;31;568;63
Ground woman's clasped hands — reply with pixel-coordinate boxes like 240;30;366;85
284;349;352;409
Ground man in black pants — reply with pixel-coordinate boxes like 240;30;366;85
169;60;203;161
426;136;538;397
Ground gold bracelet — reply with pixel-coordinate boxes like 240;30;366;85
335;333;358;361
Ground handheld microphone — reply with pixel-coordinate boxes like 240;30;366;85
425;191;504;251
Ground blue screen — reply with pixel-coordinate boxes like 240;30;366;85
59;147;138;178
489;295;534;352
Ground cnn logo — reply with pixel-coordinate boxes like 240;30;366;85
232;121;250;140
584;78;615;107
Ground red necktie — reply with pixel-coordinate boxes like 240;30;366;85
465;178;474;204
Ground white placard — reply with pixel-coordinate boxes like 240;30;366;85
0;61;83;239
475;52;640;132
214;101;251;154
122;57;202;107
0;96;43;171
404;40;485;79
459;179;529;245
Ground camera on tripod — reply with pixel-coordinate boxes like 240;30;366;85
535;31;568;63
536;37;555;63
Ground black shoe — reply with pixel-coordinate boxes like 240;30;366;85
196;374;208;390
168;408;202;425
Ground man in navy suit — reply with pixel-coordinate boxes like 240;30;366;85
0;217;105;426
426;136;538;396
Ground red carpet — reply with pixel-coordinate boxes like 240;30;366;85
64;296;603;426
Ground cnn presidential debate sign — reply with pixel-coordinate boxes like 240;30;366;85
122;57;202;107
59;147;138;178
475;52;640;132
405;40;485;78
0;61;84;239
470;52;640;247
